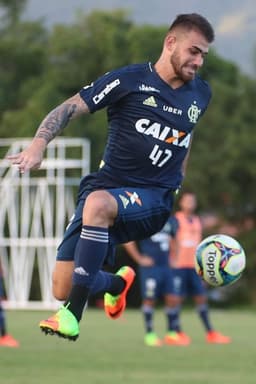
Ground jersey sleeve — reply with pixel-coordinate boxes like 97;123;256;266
79;68;130;113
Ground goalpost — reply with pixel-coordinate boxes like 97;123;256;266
0;137;90;309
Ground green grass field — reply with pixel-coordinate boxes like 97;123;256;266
1;308;255;384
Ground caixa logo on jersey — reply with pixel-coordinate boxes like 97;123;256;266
135;118;191;148
93;79;120;104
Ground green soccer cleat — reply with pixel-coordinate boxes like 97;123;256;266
104;266;136;319
39;305;80;341
144;332;162;347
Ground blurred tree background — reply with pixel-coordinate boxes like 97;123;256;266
1;1;255;304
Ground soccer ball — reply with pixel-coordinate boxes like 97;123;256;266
195;234;246;287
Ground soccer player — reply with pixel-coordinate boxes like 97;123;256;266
7;14;215;341
0;262;19;347
166;191;231;345
123;217;178;347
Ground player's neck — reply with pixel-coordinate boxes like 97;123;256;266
182;211;194;220
154;59;184;89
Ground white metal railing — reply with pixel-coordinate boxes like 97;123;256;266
0;137;90;309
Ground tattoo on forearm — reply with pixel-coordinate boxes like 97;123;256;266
35;103;77;143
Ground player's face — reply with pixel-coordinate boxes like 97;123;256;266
179;193;197;213
170;30;209;82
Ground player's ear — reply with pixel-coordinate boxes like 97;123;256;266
165;33;176;50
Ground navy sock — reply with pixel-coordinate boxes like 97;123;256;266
73;225;109;287
196;303;212;332
165;305;181;332
64;285;89;322
65;225;109;322
142;305;154;333
90;271;125;295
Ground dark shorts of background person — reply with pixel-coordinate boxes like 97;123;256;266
171;268;207;296
57;183;174;266
139;266;174;300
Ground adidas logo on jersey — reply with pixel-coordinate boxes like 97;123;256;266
143;96;158;108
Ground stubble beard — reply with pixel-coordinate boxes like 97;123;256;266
170;51;196;82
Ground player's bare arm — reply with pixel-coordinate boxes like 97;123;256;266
124;242;154;266
7;93;89;173
35;93;89;144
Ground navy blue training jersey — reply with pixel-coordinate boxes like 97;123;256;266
79;62;211;190
139;216;178;266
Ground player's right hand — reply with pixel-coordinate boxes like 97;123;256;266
6;144;44;174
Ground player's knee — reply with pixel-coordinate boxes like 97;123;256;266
83;190;117;226
52;264;72;300
194;295;207;305
165;295;182;306
52;279;70;301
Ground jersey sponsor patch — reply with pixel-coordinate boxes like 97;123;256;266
92;79;120;104
135;118;191;148
139;84;160;93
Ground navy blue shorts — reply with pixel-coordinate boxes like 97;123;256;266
170;268;206;297
139;265;174;300
57;186;174;265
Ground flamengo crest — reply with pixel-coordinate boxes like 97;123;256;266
187;101;201;123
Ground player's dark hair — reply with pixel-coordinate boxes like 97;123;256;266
169;13;215;43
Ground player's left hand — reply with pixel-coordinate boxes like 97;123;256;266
140;255;154;267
